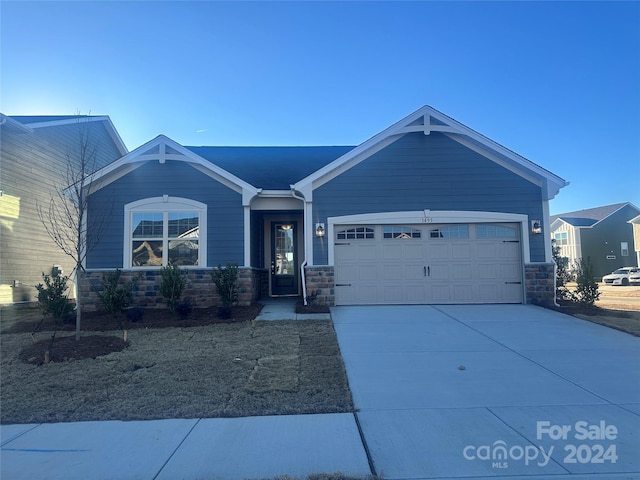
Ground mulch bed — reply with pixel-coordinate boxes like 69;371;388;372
296;301;330;314
19;335;127;365
4;304;263;334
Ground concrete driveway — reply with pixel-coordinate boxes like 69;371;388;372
332;304;640;479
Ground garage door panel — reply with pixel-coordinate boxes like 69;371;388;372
334;222;523;305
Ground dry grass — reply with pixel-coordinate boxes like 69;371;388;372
1;318;354;424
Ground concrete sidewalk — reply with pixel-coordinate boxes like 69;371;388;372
1;414;370;480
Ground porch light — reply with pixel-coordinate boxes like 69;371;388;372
315;223;325;237
531;220;542;235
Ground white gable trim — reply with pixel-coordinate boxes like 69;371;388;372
293;106;568;201
82;135;259;204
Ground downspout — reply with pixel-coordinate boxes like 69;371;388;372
290;188;309;305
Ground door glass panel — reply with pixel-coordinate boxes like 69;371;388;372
275;224;294;275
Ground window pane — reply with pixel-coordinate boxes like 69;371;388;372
168;212;199;238
132;213;163;238
431;225;469;238
132;240;163;266
477;225;516;238
169;239;199;266
384;226;421;239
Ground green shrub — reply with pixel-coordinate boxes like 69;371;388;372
97;269;137;318
160;265;186;313
211;263;239;319
35;270;73;323
552;244;572;300
570;257;600;307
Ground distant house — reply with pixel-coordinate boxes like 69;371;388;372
629;214;640;267
78;106;568;308
550;202;640;277
0;115;127;305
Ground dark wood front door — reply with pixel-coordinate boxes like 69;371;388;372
271;222;298;295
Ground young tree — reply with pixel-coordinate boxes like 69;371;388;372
37;115;111;341
552;243;572;300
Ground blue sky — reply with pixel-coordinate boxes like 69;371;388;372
1;1;638;215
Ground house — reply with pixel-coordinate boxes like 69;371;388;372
630;214;640;267
550;202;640;278
79;106;568;309
0;114;128;305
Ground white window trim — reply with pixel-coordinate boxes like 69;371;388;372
124;196;207;269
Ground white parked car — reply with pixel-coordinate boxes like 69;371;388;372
602;267;640;286
630;270;640;285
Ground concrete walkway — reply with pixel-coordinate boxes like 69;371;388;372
332;304;640;479
2;302;639;479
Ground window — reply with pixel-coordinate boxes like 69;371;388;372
337;227;374;240
430;225;469;238
621;242;629;257
554;232;568;246
383;226;421;239
477;224;517;238
125;197;206;268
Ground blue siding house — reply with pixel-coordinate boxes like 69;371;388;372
81;106;567;308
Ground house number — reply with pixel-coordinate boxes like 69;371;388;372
422;217;433;223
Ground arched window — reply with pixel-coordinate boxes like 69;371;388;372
124;197;207;268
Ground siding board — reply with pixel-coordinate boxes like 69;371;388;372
86;161;244;269
313;132;545;264
1;120;123;303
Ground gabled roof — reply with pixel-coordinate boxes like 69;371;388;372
293;105;569;200
83;135;259;204
6;115;128;156
551;202;640;228
185;146;354;190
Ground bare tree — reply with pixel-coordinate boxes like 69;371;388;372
37;115;111;341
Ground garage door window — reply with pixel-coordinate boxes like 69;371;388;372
477;224;517;238
430;225;469;238
337;227;375;240
383;226;421;239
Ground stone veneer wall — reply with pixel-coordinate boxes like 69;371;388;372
303;266;335;306
79;267;268;312
524;263;556;306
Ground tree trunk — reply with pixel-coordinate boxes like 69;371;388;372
75;270;81;341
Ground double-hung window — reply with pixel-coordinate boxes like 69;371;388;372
125;197;207;268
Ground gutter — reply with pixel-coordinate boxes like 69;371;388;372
290;187;309;305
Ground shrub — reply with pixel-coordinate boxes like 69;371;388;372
35;270;73;324
97;269;137;318
211;263;239;319
552;244;572;300
159;264;186;313
569;257;600;307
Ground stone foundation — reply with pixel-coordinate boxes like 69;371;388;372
524;263;556;306
303;266;335;306
80;267;268;312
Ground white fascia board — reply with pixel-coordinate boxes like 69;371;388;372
77;134;259;202
103;117;129;155
0;114;33;133
294;105;568;200
293;106;431;193
628;214;640;224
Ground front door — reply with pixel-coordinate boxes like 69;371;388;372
271;222;298;295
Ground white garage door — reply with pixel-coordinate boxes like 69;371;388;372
334;223;523;305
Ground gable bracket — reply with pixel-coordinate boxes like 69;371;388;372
397;114;458;136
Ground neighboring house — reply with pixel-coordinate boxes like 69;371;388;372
630;214;640;266
550;202;640;278
79;105;568;309
0;114;128;305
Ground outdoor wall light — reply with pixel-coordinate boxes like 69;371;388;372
315;223;325;237
531;220;542;235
